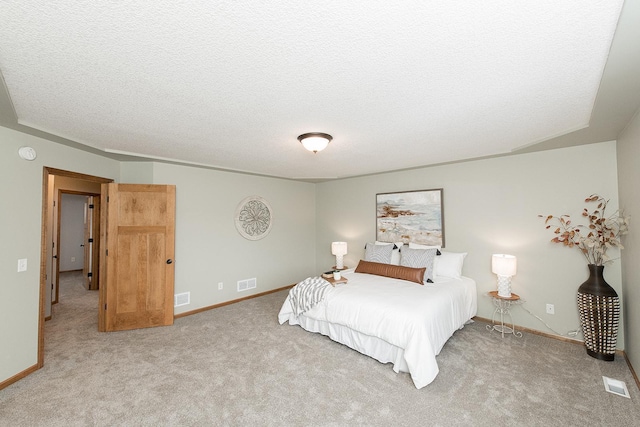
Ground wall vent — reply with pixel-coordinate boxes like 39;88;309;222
602;376;630;398
174;292;190;307
237;278;257;292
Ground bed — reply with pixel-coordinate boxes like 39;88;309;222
278;258;477;389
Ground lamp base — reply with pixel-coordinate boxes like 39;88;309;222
497;275;512;298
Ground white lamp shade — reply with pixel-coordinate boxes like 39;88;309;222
301;136;329;152
492;254;517;276
298;132;333;153
331;241;348;256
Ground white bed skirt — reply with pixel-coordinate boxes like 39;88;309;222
294;305;411;374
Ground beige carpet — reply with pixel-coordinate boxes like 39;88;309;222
1;271;639;426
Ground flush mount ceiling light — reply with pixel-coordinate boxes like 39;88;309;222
298;132;333;153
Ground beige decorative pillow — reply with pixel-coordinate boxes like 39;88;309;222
355;260;426;284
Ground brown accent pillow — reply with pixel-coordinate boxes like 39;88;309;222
355;260;426;285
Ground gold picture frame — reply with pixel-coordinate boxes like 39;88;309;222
376;188;444;247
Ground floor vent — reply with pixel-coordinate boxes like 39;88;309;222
174;292;190;307
602;376;630;398
237;278;257;292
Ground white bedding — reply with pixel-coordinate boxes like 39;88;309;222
278;269;477;389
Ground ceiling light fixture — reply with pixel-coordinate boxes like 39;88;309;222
298;132;333;153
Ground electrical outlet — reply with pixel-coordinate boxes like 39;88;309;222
546;303;555;315
71;257;76;262
218;282;223;290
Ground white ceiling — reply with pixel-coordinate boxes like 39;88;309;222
1;1;639;181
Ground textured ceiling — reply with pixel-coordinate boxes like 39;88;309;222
0;1;635;181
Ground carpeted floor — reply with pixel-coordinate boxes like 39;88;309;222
1;271;639;426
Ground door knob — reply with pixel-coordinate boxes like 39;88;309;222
166;259;173;264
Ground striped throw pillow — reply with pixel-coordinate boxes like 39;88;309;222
400;247;438;282
364;242;393;264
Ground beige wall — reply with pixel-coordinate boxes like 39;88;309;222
617;108;640;370
57;194;85;272
151;162;316;314
120;161;154;183
0;126;120;383
316;141;623;345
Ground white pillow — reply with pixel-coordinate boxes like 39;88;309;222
435;251;467;279
409;242;441;250
375;241;404;265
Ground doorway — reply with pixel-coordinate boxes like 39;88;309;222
38;167;113;368
53;192;100;305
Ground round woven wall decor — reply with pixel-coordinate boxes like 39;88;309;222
234;196;273;240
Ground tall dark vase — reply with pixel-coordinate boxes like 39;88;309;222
577;264;620;361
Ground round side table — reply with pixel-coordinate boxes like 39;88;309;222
486;291;523;338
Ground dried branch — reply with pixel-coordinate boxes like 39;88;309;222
539;195;630;266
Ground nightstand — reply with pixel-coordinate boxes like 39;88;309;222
325;276;348;286
486;291;523;338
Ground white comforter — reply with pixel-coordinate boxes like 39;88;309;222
278;269;477;389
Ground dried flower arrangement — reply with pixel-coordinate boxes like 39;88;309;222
540;194;630;266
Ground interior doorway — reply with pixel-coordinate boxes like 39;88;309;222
53;192;100;305
38;167;113;369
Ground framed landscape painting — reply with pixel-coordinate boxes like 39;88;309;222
376;189;444;247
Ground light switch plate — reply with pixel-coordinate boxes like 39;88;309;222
17;258;27;272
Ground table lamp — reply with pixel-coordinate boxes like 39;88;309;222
492;254;517;297
331;242;348;270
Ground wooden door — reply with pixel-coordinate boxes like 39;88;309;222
83;196;101;290
99;184;176;332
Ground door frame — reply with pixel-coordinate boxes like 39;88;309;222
83;195;101;291
38;167;113;368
